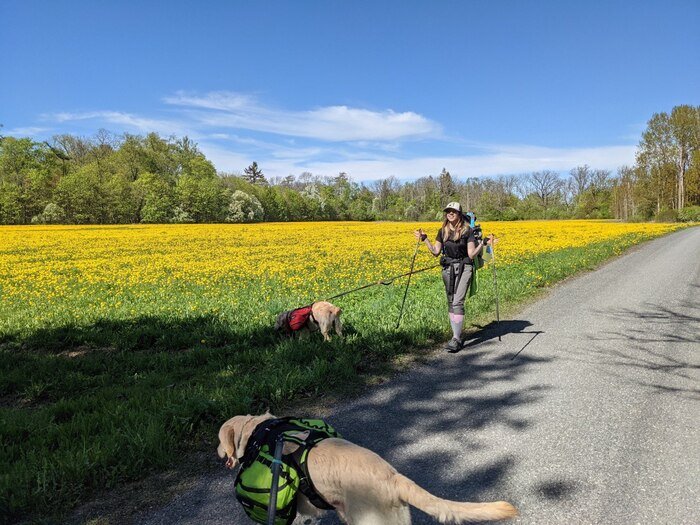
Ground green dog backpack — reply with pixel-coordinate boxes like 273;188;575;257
234;417;341;525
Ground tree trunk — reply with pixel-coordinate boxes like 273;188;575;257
678;147;686;210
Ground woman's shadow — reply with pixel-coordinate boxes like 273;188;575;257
460;319;543;358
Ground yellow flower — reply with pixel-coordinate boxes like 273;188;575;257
0;220;685;327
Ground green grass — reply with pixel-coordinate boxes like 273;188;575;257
0;232;677;523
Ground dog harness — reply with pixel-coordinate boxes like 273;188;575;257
234;417;341;525
277;304;317;335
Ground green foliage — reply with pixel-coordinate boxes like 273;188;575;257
576;187;612;218
134;171;175;223
678;205;700;222
631;105;700;216
171;206;194;223
0;182;22;224
259;186;288;221
23;168;55;219
104;172;140;223
54;165;103;224
182;154;217;180
243;161;267;185
655;208;679;222
1;105;698;225
175;174;228;222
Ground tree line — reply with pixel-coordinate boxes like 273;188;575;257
0;105;698;225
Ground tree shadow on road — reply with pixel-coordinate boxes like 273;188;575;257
307;346;553;524
571;300;700;399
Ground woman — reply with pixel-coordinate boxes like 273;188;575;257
414;202;493;352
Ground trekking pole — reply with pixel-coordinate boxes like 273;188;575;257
396;239;422;329
267;434;285;525
490;241;501;342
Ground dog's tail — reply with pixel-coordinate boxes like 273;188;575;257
333;306;342;335
393;473;518;523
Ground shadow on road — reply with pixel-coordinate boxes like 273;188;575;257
533;479;582;501
461;320;545;361
572;301;700;400
308;346;553;524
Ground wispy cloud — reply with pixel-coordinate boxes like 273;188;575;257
33;92;636;181
3;126;50;136
164;91;440;141
47;111;187;136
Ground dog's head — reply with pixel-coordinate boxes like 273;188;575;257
217;413;274;469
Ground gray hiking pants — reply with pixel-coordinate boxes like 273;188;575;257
441;262;472;314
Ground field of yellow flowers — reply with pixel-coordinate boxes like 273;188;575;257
0;219;687;522
0;220;684;331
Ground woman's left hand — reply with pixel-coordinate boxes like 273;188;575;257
485;233;497;246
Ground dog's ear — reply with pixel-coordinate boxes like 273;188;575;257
217;414;275;468
217;418;241;468
234;413;275;459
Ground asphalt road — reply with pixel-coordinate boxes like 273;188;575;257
136;227;700;525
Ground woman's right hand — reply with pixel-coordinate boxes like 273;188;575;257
414;229;425;241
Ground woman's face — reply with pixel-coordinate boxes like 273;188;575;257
445;209;459;221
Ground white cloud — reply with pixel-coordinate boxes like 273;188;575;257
164;91;440;141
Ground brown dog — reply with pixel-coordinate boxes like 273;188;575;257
274;301;342;342
218;413;518;525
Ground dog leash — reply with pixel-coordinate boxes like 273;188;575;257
286;264;441;317
323;263;441;302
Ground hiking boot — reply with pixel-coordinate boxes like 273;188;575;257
445;337;461;353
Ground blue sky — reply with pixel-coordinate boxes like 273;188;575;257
2;1;698;182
